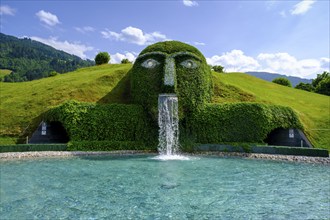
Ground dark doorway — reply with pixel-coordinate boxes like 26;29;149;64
29;121;69;144
264;128;312;148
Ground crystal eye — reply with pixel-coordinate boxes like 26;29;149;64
180;59;197;69
141;59;160;69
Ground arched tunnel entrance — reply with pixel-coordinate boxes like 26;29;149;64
264;128;312;148
29;121;69;144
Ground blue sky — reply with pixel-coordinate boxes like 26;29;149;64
1;0;329;79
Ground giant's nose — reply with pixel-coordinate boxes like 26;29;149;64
164;57;176;88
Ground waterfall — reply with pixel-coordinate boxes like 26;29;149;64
158;94;179;155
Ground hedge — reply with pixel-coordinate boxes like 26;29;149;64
0;144;67;153
45;100;158;145
189;103;303;144
67;141;156;151
196;144;329;157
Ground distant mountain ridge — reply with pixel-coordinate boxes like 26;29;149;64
245;71;312;87
0;33;94;82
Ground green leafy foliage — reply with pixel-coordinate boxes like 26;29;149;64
45;100;158;145
121;58;132;64
49;71;58;77
314;73;330;96
295;82;313;92
272;77;292;87
196;144;329;157
130;41;213;120
95;52;110;65
0;144;67;152
0;33;94;82
312;71;329;88
294;72;329;96
212;65;224;73
189;103;303;144
67;141;154;151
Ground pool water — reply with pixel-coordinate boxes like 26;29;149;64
1;155;329;219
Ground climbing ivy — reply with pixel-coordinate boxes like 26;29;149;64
45;100;158;145
189;103;303;144
130;41;213;120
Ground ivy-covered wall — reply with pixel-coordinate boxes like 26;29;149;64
45;100;158;147
189;103;303;144
130;41;213;119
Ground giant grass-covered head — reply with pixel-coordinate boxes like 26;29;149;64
130;41;213;118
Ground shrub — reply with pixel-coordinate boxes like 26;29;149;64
212;65;224;73
49;71;58;77
315;76;330;96
95;52;110;65
295;82;313;92
272;77;292;87
312;71;329;88
121;58;132;64
67;141;154;151
0;144;67;152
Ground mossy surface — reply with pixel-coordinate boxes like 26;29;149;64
130;41;212;119
45;100;158;145
190;103;303;144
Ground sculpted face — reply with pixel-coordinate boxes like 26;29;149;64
130;41;213;118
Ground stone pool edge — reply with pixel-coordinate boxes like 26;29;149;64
0;151;329;164
0;151;156;160
193;152;330;165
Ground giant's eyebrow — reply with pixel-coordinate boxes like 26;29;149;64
135;52;167;61
136;51;202;62
169;51;202;61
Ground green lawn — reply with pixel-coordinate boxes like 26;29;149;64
0;65;328;149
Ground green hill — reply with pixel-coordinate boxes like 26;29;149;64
0;64;328;149
0;33;94;82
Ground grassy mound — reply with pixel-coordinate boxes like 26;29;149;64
214;73;329;149
0;64;328;150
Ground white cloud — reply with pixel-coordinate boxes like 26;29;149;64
36;10;60;26
194;42;205;46
256;52;325;78
207;50;260;72
183;0;198;7
0;5;16;16
207;50;329;79
75;26;95;34
110;52;137;64
101;26;168;45
31;36;93;59
291;0;315;15
320;57;330;69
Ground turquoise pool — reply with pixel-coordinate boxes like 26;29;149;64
1;155;329;219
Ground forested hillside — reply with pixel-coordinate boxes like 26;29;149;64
0;33;94;82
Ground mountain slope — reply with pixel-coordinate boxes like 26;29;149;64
245;71;312;87
0;64;328;150
0;33;94;82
